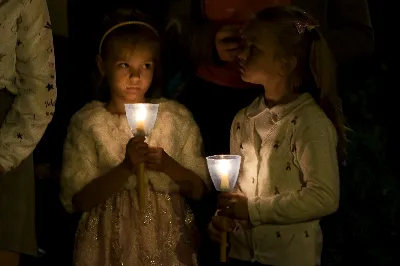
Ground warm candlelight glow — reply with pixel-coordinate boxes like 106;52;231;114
206;154;241;263
206;154;240;192
125;103;159;210
136;105;146;132
218;159;230;191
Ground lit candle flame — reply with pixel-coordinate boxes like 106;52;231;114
136;105;147;132
218;159;230;191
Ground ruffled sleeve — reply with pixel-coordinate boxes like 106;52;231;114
60;115;99;213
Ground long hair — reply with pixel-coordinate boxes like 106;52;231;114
92;8;163;102
255;6;348;162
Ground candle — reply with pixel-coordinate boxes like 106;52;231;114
135;105;147;209
136;105;146;134
218;159;231;262
125;103;159;210
218;159;230;191
206;154;241;263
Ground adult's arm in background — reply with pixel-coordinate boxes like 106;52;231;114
0;0;57;173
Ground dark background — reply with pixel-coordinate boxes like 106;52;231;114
24;0;397;265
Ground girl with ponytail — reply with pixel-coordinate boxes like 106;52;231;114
208;6;345;266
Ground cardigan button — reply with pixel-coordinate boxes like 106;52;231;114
271;112;278;123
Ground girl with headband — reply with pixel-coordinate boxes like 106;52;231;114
60;9;210;265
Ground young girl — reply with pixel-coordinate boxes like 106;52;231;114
60;9;210;266
209;6;345;266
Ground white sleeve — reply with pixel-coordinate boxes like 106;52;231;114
230;112;245;192
179;118;212;190
0;0;57;171
230;115;241;156
248;119;340;225
60;118;99;213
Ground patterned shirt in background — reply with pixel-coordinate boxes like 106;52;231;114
0;0;57;172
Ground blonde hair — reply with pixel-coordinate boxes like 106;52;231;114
98;21;158;54
92;8;163;101
256;6;348;162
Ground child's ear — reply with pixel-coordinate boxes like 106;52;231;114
280;56;297;76
96;54;106;76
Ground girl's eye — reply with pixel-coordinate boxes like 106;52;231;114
142;63;152;69
118;63;129;68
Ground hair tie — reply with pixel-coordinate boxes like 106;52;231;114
99;21;159;54
293;20;319;34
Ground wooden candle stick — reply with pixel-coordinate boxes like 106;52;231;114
136;125;146;210
125;103;159;211
220;224;228;262
137;161;146;210
205;155;242;264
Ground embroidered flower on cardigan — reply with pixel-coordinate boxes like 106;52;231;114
273;140;280;150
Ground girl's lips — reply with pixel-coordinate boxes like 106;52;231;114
238;60;247;73
126;87;141;93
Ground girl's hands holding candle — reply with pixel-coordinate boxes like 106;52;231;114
145;147;172;173
218;192;249;221
125;136;149;171
208;216;235;244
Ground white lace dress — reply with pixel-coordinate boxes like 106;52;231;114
60;99;211;266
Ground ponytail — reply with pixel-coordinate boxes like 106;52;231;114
254;6;348;163
309;29;348;163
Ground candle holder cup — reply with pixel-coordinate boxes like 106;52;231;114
125;103;159;210
206;154;241;263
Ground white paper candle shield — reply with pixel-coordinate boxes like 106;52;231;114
206;155;241;192
125;103;159;136
124;103;159;210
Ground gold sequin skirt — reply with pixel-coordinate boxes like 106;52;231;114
73;188;199;266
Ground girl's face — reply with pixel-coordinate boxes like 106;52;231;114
238;22;288;88
98;38;157;104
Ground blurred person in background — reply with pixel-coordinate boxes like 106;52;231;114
0;0;57;265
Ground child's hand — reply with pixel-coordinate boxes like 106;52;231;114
218;192;250;221
208;216;235;244
125;136;149;170
146;147;171;173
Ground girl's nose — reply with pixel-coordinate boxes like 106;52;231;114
237;46;248;62
129;68;140;79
